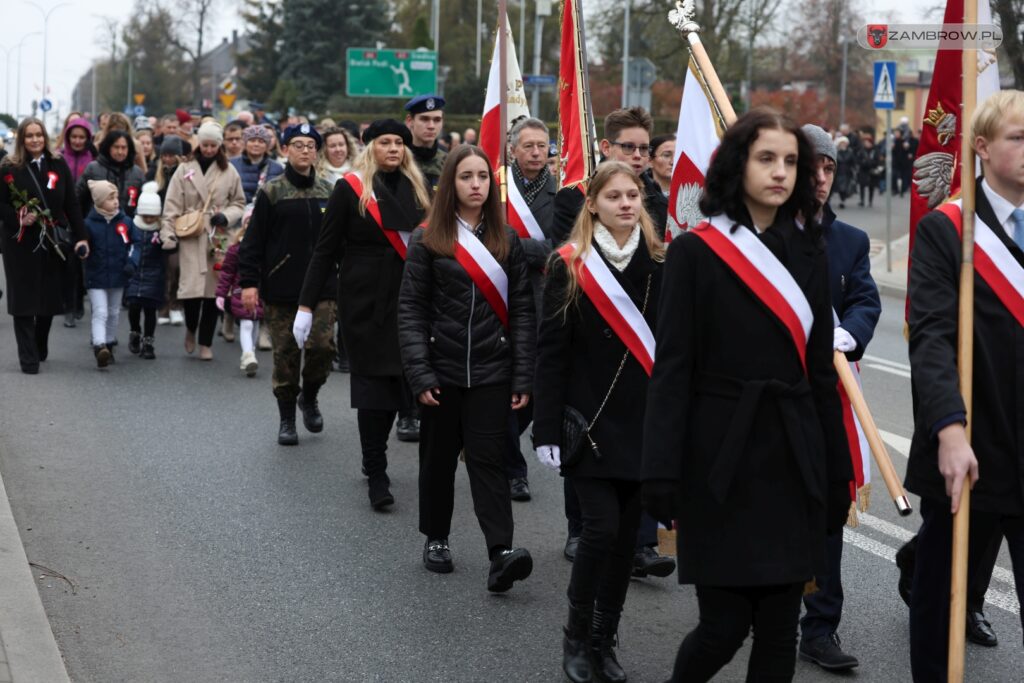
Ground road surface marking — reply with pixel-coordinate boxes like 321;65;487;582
865;363;912;379
879;429;911;458
862;354;911;372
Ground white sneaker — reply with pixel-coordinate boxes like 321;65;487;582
257;326;273;351
240;351;258;377
169;309;185;326
157;316;171;326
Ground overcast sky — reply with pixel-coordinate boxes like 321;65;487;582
1;0;942;121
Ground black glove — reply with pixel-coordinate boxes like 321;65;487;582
826;480;852;535
122;262;137;278
210;212;228;228
642;479;677;529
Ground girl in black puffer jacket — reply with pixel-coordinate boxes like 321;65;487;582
398;145;536;593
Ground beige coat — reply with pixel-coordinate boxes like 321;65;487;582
160;160;245;299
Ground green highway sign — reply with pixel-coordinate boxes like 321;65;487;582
346;48;438;98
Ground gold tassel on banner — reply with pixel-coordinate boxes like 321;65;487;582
804;578;820;596
846;501;859;529
657;527;677;557
858;482;872;513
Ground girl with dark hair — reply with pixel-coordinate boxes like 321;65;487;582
76;130;146;219
397;145;536;592
0;118;89;373
159;122;245;360
533;161;665;683
641;108;853;682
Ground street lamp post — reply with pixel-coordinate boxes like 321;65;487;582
0;45;12;116
15;32;41;119
621;0;631;108
23;1;72;127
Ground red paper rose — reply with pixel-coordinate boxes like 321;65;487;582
4;174;13;184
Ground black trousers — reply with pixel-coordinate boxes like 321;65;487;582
910;497;1024;682
565;476;659;547
504;401;532;479
419;384;514;554
358;409;396;478
800;529;844;641
671;582;805;683
182;297;218;347
12;315;53;370
568;477;642;613
128;304;157;337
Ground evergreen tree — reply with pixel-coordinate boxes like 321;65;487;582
237;0;285;103
121;3;190;115
278;0;391;111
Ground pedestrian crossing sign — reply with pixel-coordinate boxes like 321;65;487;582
873;61;896;110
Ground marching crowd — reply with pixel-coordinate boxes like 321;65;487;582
2;87;1024;683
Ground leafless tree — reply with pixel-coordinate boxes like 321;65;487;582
166;0;219;108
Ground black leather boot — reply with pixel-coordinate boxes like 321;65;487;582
140;337;155;360
563;600;593;683
297;385;324;433
277;399;299;445
368;473;394;509
591;609;627;682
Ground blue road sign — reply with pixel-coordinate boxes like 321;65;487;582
39;98;52;113
133;105;146;116
873;61;896;110
524;74;557;86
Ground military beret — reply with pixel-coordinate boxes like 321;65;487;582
282;123;323;149
362;119;413;147
404;94;445;116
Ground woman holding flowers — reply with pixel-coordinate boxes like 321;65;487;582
0;118;89;374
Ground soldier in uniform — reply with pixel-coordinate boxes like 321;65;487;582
239;124;337;445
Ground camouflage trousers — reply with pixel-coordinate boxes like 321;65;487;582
265;301;337;401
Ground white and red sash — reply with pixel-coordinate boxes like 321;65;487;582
558;243;656;375
456;225;509;328
833;310;871;505
507;178;545;240
692;215;814;371
342;171;412;260
939;200;1024;327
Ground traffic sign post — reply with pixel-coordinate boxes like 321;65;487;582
874;60;897;272
133;104;146;117
346;48;438;98
133;93;145;105
39;98;52;113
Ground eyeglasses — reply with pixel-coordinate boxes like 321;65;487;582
288;142;317;151
610;141;651;156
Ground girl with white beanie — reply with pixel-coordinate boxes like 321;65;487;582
124;181;167;359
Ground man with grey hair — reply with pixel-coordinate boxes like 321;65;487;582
504;116;557;503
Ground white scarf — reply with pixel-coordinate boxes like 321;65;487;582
593;222;640;272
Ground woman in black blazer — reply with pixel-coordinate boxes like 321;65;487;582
398;145;536;593
533;162;664;683
641;109;853;682
0;118;88;373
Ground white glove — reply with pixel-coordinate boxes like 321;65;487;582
536;445;561;470
834;327;856;353
215;296;225;312
292;309;313;348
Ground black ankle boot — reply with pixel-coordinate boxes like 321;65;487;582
140;337;155;360
563;600;593;683
277;399;299;445
297;385;324;433
367;473;394;509
591;609;627;682
129;331;142;354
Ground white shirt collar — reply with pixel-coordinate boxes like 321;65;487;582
455;214;482;233
981;177;1024;233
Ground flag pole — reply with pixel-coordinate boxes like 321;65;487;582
949;1;978;678
574;0;597;179
667;0;912;517
498;0;509;203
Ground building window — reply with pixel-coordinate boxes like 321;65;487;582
897;90;906;109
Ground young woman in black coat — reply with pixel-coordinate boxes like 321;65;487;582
641;109;853;682
0;118;89;373
533;161;664;683
297;120;431;509
398;145;536;592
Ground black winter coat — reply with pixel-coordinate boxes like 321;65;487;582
514;170;558;316
822;205;881;361
534;238;661;481
398;226;535;396
642;212;852;586
76;153;145;218
125;224;167;305
300;169;425;376
239;165;336;305
906;180;1024;516
0;156;86;316
82;209;138;290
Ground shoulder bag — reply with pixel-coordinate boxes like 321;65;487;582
174;177;213;239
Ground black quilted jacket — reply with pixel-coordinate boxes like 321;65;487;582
398;225;536;395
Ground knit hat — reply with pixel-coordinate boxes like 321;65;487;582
175;108;191;125
160;135;184;156
242;125;274;145
800;124;836;163
362;119;412;147
197;122;224;145
87;179;118;207
136;181;162;219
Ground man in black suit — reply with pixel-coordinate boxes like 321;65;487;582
905;90;1024;681
796;125;881;672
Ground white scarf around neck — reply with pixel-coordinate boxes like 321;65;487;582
593;222;641;272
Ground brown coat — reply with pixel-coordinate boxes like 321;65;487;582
160;159;245;299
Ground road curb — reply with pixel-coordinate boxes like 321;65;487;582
0;461;70;683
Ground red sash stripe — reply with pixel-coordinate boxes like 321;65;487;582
343;172;409;260
454;242;509;329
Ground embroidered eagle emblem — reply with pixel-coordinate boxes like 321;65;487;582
672;182;705;233
913;152;955;209
924;103;957;147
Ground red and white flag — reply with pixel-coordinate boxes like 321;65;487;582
666;59;722;242
558;0;596;191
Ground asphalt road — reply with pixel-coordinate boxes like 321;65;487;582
0;288;1022;682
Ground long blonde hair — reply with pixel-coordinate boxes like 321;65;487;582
351;138;431;217
559;161;665;310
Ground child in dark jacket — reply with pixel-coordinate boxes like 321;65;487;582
124;182;166;359
216;206;264;376
84;180;139;368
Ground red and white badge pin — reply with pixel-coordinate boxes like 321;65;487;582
128;186;139;207
116;223;130;244
46;171;58;190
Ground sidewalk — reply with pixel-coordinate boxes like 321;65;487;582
0;461;70;682
870;231;910;298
